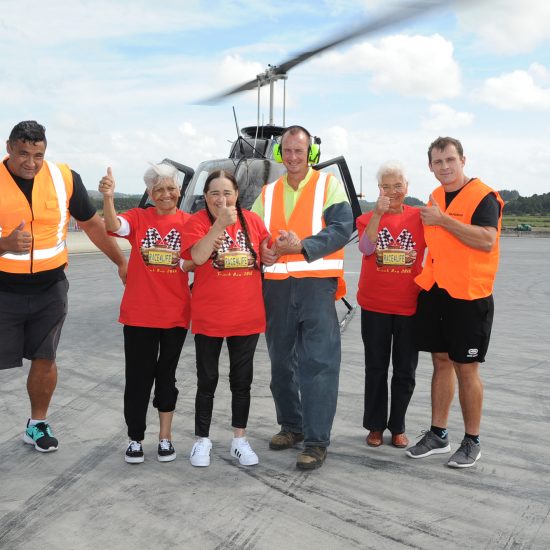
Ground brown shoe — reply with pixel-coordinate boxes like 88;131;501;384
366;430;384;447
269;430;305;450
296;446;327;470
391;432;409;448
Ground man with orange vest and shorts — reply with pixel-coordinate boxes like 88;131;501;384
252;125;353;469
0;121;127;453
406;136;503;468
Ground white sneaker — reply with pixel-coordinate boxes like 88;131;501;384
230;437;259;466
190;437;212;467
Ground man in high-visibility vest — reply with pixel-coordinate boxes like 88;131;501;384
0;120;127;453
406;136;503;468
252;125;353;469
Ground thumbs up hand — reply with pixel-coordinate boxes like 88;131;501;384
216;195;238;228
420;193;445;226
99;167;115;197
374;186;391;215
2;221;32;253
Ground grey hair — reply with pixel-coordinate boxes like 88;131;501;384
143;163;179;191
376;160;408;185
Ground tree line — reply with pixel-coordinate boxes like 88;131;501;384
407;190;550;215
90;189;550;216
499;190;550;215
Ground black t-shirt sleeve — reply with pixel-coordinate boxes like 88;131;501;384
68;170;96;222
471;193;501;229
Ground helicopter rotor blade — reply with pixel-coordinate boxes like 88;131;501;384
276;0;450;74
198;0;457;105
200;78;260;104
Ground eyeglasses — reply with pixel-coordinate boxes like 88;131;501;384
379;184;405;192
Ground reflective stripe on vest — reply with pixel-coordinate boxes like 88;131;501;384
0;160;73;273
263;172;327;234
1;161;68;264
266;258;344;274
263;171;345;277
48;161;69;247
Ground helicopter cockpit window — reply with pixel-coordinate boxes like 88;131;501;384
180;159;238;214
179;158;287;214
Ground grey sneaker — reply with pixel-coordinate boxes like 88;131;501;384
406;430;451;458
447;438;481;468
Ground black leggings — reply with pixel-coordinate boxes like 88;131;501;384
361;309;417;434
123;325;188;441
194;333;260;437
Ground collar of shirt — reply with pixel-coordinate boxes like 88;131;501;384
282;167;314;220
283;167;313;192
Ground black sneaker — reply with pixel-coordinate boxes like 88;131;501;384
125;440;144;464
157;439;176;462
23;420;58;452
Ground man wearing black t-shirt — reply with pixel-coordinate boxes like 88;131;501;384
406;136;503;469
0;120;127;453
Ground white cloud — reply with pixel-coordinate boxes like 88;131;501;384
458;0;550;54
421;103;474;132
218;55;265;89
312;34;461;100
0;1;254;46
322;126;350;159
477;64;550;111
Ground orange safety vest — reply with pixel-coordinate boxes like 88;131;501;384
415;178;503;300
0;160;74;274
261;170;346;299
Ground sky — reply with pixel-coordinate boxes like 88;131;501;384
1;0;550;201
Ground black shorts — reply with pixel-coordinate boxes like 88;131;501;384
414;284;494;364
0;278;69;369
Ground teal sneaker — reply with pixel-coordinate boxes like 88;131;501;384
23;420;59;452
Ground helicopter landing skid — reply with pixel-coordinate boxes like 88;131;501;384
339;297;358;333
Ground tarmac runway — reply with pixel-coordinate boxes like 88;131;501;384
0;235;549;550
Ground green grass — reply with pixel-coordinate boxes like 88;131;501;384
502;215;550;229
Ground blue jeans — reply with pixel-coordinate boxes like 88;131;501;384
263;277;341;447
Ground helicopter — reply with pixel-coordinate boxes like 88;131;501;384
138;1;458;329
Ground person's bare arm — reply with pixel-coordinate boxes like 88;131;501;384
98;167;121;232
420;193;497;252
78;214;128;283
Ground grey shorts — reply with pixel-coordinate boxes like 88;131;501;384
0;278;69;369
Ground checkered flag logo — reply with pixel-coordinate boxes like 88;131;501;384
376;227;395;250
217;229;248;253
396;229;416;251
236;230;247;250
140;227;181;251
141;228;162;249
163;228;181;251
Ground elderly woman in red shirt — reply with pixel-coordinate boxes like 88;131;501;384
356;161;426;449
100;163;192;464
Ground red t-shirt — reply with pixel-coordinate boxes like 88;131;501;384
182;209;269;337
114;208;191;328
356;205;426;316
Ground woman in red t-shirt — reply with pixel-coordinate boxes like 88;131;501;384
99;163;192;465
182;170;269;468
356;161;426;450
